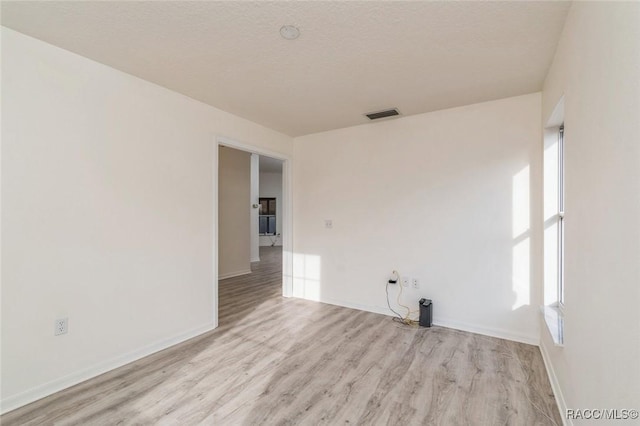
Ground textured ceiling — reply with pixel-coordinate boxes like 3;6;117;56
1;1;571;136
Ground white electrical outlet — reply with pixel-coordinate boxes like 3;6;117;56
54;318;68;336
324;219;333;229
412;278;420;289
401;277;410;287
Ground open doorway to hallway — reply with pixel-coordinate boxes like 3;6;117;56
257;156;284;250
217;145;284;326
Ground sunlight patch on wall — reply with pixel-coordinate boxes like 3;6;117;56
292;253;321;301
512;165;530;310
512;238;530;310
512;165;530;238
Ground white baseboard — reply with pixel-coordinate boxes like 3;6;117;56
433;317;539;346
258;241;282;247
250;256;261;263
218;269;252;280
307;296;539;346
319;297;393;317
0;322;216;415
540;339;570;426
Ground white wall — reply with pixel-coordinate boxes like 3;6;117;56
259;171;283;247
540;2;640;420
218;147;251;278
292;93;542;344
1;27;292;412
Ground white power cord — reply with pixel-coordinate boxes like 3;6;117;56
386;270;418;326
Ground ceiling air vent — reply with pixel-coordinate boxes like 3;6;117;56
365;108;400;120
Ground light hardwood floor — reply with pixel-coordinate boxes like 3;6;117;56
2;246;562;425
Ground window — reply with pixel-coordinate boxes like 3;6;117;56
259;197;276;235
557;125;565;306
543;107;565;345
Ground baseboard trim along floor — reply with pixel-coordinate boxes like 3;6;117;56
2;247;561;424
0;322;216;415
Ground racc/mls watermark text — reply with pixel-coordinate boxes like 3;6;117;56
566;409;639;421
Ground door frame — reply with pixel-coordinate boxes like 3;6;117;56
213;135;293;327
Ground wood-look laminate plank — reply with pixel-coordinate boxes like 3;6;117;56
2;246;562;425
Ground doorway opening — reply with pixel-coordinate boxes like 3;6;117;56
214;137;291;327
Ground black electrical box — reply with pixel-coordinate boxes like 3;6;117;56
419;298;432;327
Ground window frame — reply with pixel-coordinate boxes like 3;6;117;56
557;125;565;309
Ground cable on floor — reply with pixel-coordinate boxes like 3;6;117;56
386;270;420;327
